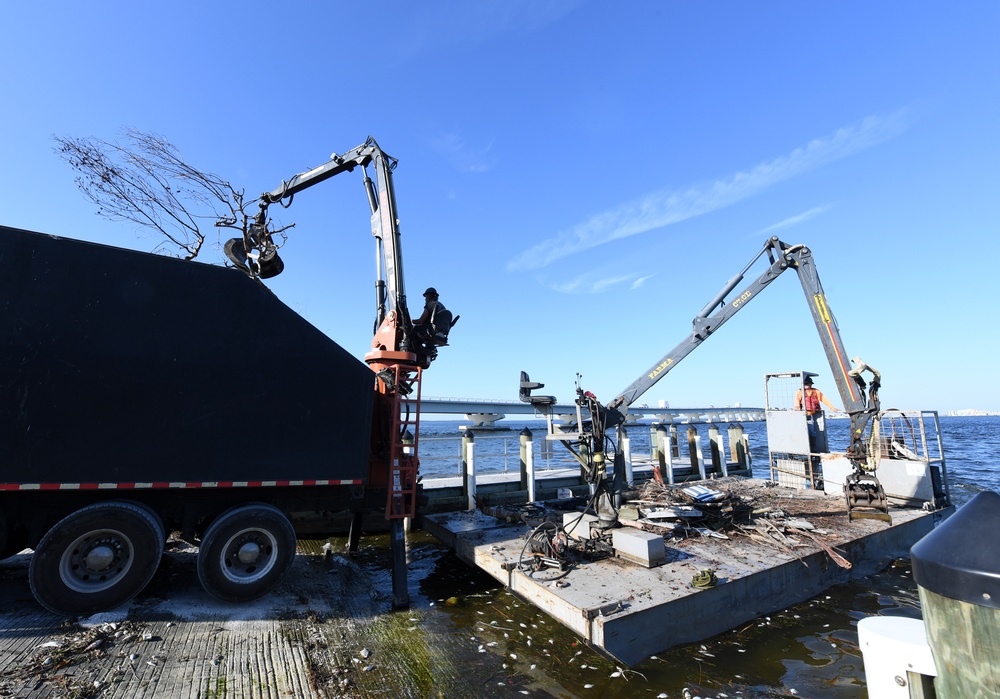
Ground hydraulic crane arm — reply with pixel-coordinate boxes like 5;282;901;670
225;136;414;353
222;137;431;609
608;237;876;417
609;238;789;412
519;235;890;525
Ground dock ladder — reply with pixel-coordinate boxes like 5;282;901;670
385;364;422;519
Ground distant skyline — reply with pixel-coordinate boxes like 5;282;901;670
2;2;997;413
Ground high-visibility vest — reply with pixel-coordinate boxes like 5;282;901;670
804;389;821;414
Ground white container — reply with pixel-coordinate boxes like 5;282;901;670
858;616;936;698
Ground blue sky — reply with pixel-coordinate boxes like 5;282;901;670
2;2;997;413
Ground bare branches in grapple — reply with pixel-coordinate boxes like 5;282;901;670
54;128;275;262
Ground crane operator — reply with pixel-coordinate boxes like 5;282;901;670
412;287;452;360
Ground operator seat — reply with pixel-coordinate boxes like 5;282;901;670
428;309;459;346
519;371;556;407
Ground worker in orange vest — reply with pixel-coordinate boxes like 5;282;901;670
794;376;840;451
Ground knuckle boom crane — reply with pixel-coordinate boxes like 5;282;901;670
0;136;451;615
520;236;889;527
224;136;446;606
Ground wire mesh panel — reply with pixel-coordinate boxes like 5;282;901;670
765;372;824;489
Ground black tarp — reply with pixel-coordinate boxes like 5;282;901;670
0;225;373;485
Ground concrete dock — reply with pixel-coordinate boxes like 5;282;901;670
421;478;952;667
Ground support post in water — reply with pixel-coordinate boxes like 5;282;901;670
688;426;707;480
347;510;364;553
463;431;476;511
656;424;673;485
519;428;536;502
708;424;721;473
728;423;747;469
622;432;634;488
650;424;661;464
390;518;408;608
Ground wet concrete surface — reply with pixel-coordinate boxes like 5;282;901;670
0;533;557;698
1;527;919;699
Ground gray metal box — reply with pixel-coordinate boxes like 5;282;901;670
612;529;666;568
563;513;600;541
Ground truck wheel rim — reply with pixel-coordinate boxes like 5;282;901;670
59;528;134;594
219;527;277;584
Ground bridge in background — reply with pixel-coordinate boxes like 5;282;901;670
420;398;764;429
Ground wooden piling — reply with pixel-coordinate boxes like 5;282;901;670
728;423;748;469
708;424;722;475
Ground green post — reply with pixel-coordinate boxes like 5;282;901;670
912;491;1000;697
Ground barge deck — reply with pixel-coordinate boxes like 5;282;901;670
421;478;952;667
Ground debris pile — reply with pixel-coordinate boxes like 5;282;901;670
620;478;760;539
473;478;859;571
0;620;150;697
622;477;854;568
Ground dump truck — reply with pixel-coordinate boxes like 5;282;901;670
0;137;446;615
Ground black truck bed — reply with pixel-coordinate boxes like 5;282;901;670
0;225;374;487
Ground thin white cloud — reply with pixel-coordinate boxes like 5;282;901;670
758;204;834;235
429;132;498;173
631;274;656;290
507;112;907;272
547;271;651;295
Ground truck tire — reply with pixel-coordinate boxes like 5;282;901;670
197;503;296;603
29;501;165;615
